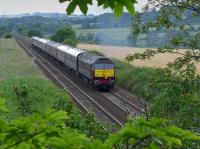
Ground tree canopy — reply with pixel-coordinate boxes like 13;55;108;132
51;27;77;47
125;1;200;147
27;29;43;37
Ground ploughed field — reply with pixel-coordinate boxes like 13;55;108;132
78;43;200;70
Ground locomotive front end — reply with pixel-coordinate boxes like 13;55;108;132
93;59;115;91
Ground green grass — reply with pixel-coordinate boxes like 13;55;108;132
0;77;108;140
0;38;44;80
113;59;155;101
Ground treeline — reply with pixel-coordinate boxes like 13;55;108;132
0;26;12;38
0;11;200;47
0;13;132;32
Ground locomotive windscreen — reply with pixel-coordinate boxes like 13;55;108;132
94;64;114;70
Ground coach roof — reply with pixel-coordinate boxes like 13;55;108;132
32;37;50;43
58;45;84;57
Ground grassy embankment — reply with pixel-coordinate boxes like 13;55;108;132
0;38;43;80
113;59;154;101
0;38;108;140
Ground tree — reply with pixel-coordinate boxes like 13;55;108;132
59;0;136;17
126;1;200;147
27;29;43;37
63;38;77;47
15;25;27;36
51;27;77;47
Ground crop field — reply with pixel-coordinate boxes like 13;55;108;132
76;28;167;41
78;43;200;70
0;38;44;80
76;28;131;41
76;25;200;47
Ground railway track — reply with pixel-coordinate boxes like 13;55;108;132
14;35;145;132
100;91;144;117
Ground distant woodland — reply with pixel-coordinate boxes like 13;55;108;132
0;11;199;47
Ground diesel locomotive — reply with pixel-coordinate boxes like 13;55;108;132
32;37;115;91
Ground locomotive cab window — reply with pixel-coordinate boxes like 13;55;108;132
105;64;114;69
94;64;114;70
94;64;104;70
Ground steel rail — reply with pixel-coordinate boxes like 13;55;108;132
111;91;144;113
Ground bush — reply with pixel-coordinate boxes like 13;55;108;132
4;34;12;39
112;59;155;100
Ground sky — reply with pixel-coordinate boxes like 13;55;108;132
0;0;147;15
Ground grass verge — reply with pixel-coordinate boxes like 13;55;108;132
113;59;155;101
0;38;44;80
0;77;108;140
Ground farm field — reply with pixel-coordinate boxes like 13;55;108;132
0;38;44;80
76;27;131;41
78;43;200;70
76;25;200;47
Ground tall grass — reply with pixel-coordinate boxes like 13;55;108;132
113;59;155;100
0;77;109;140
0;38;43;80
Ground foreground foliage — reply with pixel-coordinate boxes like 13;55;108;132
0;77;108;141
59;0;136;16
0;97;199;149
126;0;200;148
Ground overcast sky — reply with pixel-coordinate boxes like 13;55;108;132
0;0;147;15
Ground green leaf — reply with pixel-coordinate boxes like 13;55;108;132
66;1;77;15
97;0;106;6
114;2;123;17
123;0;135;16
59;0;69;3
78;1;88;15
86;0;93;5
0;98;8;113
46;110;67;122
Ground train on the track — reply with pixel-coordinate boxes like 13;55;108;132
32;37;115;91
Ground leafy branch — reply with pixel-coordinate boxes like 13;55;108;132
59;0;136;16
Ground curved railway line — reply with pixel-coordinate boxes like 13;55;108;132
14;35;146;132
